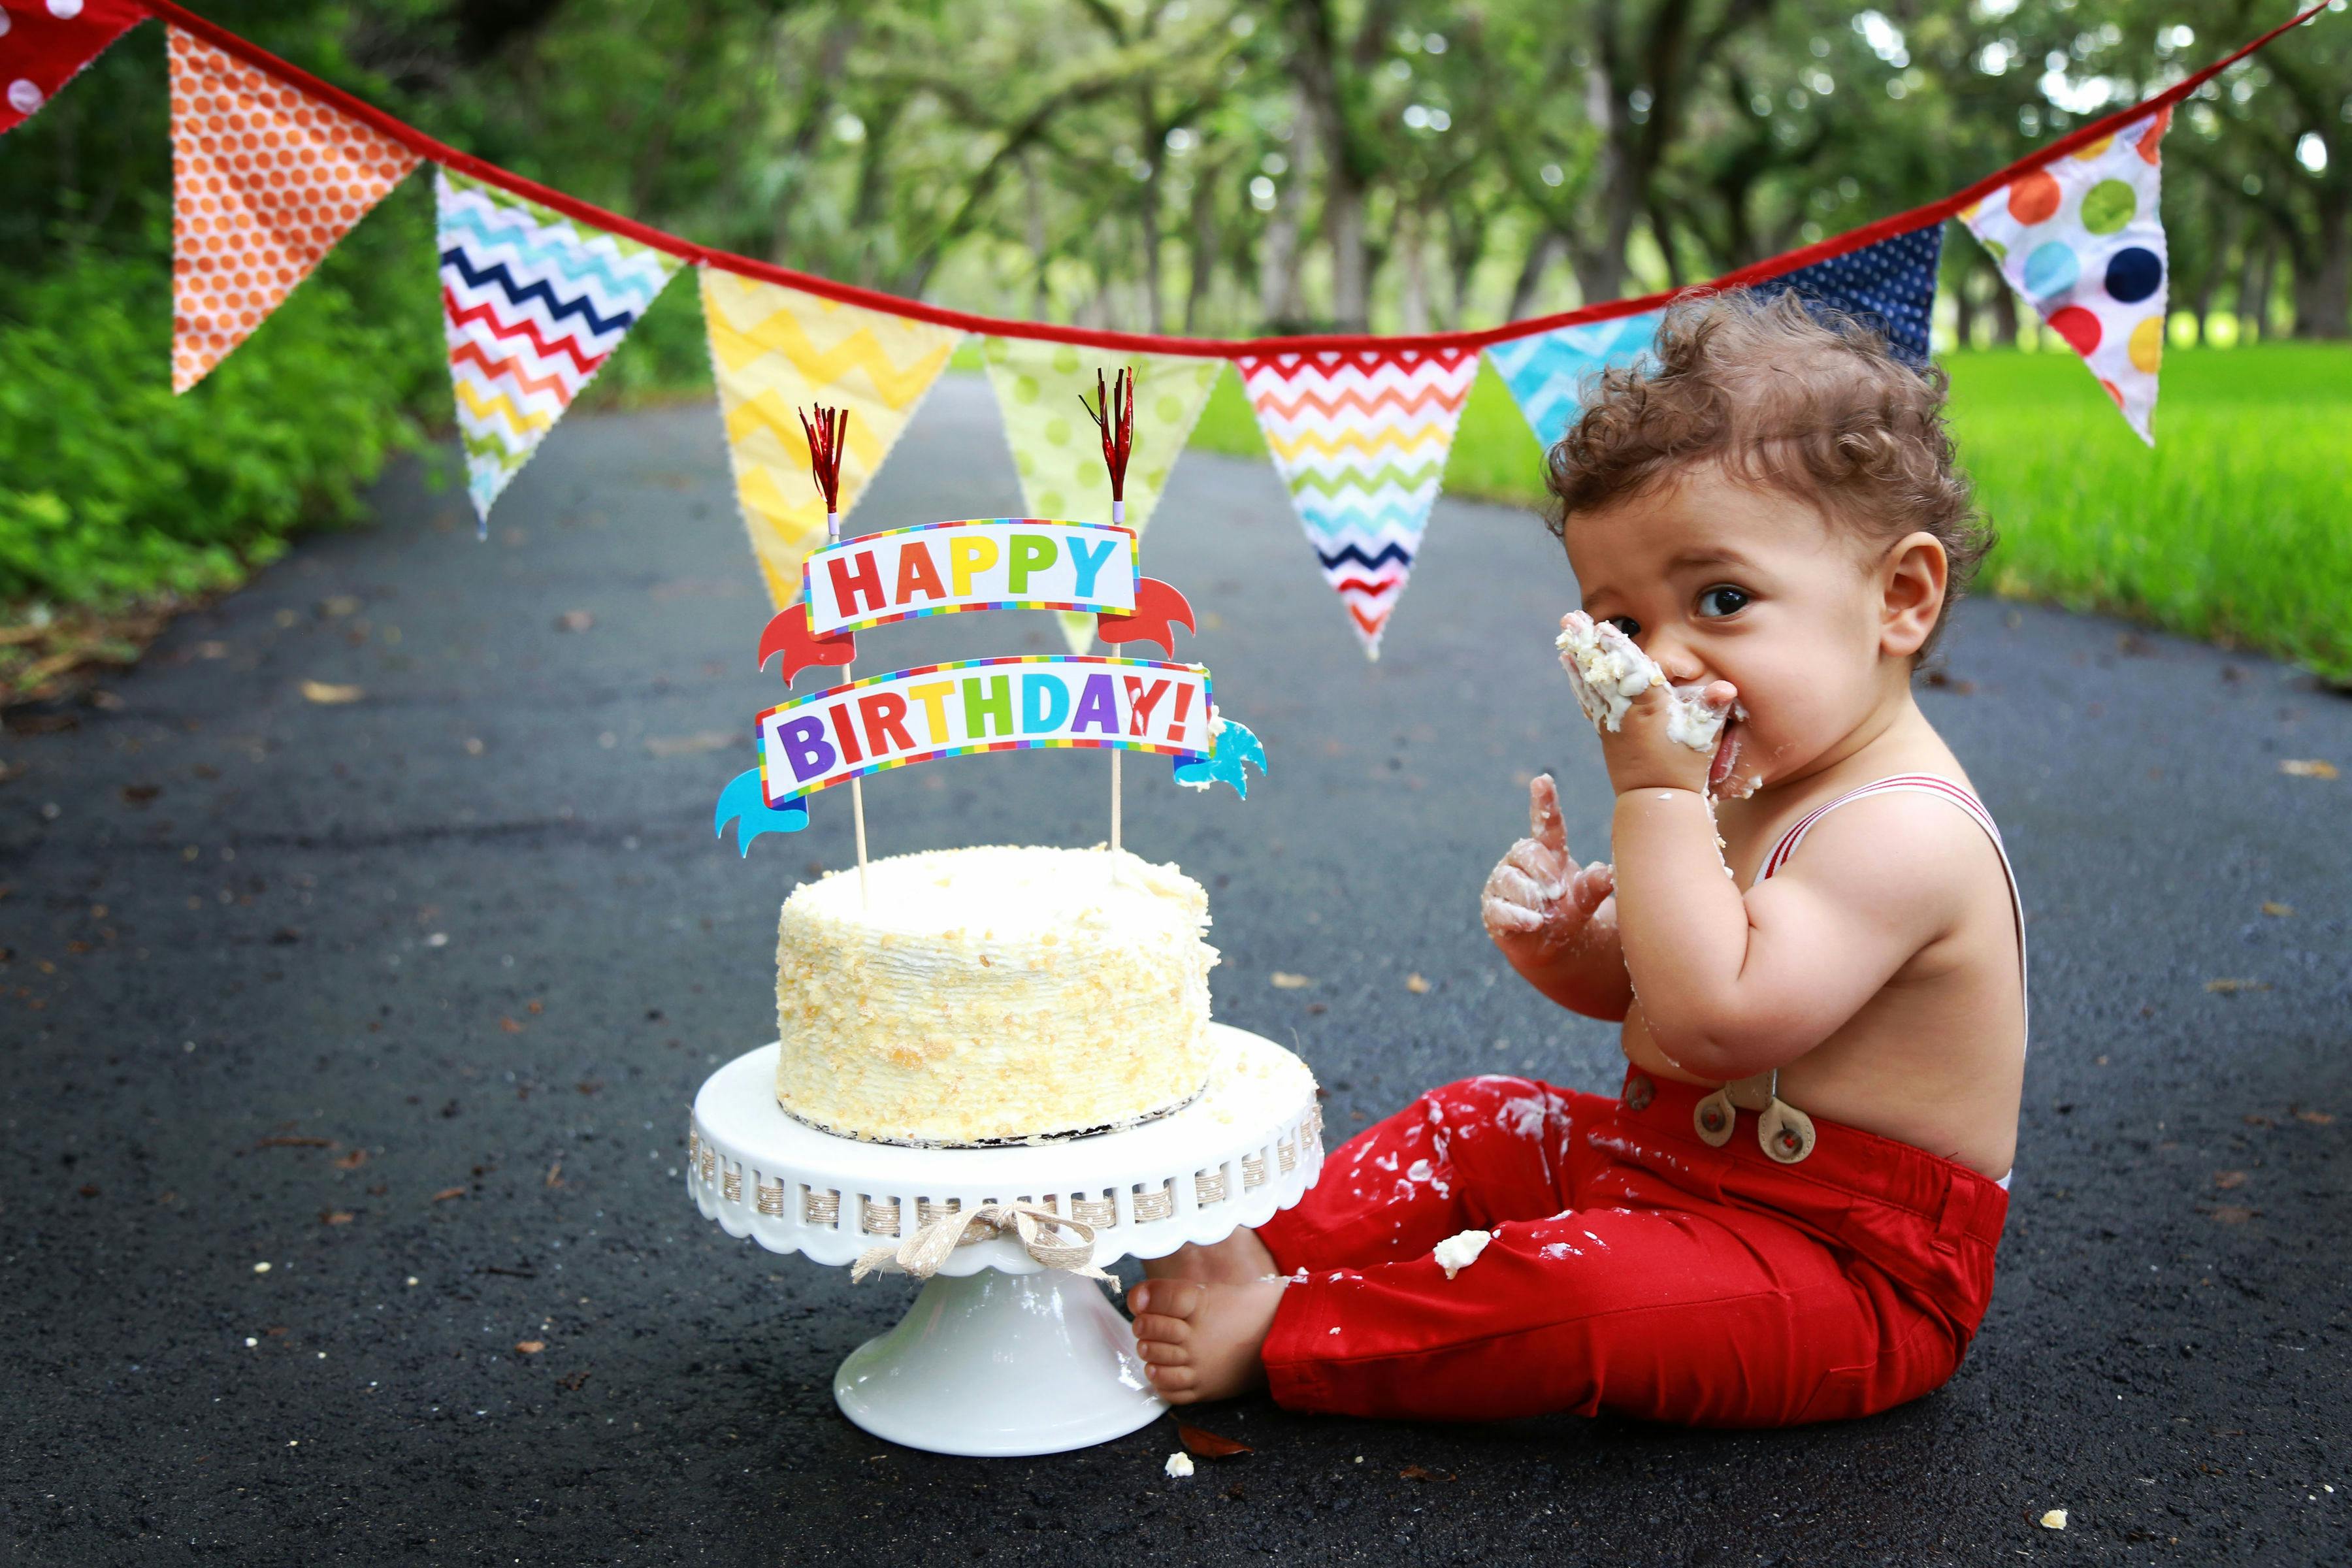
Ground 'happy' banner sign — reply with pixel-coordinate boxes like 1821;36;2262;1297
757;655;1210;802
802;520;1138;634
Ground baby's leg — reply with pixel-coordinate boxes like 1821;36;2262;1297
1260;1196;1939;1426
1252;1076;1593;1273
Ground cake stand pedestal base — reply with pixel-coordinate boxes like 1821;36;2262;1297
834;1269;1162;1456
686;1028;1322;1458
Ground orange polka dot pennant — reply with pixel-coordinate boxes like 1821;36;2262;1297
1960;108;2169;445
167;27;420;393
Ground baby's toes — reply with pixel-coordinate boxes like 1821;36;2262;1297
1134;1335;1190;1365
1145;1362;1198;1397
1130;1311;1192;1350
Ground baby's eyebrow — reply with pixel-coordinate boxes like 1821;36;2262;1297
1667;547;1753;572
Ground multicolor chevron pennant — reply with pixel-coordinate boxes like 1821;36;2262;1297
1485;308;1665;449
700;269;963;608
436;170;681;529
980;336;1224;651
1237;346;1479;659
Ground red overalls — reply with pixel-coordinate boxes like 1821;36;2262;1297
1256;774;2024;1428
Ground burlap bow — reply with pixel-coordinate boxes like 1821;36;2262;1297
850;1201;1113;1283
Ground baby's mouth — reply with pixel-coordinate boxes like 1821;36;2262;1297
1708;716;1742;794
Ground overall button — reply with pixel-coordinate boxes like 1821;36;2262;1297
1623;1073;1654;1112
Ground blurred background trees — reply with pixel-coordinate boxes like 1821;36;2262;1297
5;0;2344;345
0;0;2344;626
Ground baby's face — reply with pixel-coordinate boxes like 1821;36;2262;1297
1562;465;1901;794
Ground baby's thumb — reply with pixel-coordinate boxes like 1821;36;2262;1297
1527;773;1567;853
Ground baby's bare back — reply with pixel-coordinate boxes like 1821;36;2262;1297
1622;757;2025;1179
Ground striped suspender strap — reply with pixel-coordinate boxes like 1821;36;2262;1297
1752;774;2029;1057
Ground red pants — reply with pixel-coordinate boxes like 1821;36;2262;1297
1256;1070;2008;1427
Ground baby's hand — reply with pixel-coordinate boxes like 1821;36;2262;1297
1482;774;1614;961
1597;678;1737;796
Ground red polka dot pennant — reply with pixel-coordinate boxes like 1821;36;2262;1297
1961;108;2170;444
166;27;420;393
0;0;144;139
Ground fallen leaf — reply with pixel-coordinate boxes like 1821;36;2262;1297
1270;972;1313;990
299;680;363;705
2244;1114;2274;1128
644;730;735;759
78;1183;99;1198
2202;978;2268;994
2260;902;2294;917
331;1149;368;1171
120;783;160;805
499;1016;525;1034
431;1187;466;1203
1177;1423;1253;1458
2208;1205;2255;1224
2212;1171;2247;1190
515;1340;546;1355
254;1135;336;1150
2278;759;2338;779
1398;1465;1456;1482
556;1369;590;1391
545;1160;564;1188
553;610;594;633
321;1211;355;1226
1405;973;1429;994
2040;1509;2068;1530
2293;1109;2334;1126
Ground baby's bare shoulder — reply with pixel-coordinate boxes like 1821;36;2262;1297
1761;790;2002;922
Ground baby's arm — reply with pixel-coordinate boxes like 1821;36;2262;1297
1603;691;1966;1077
1482;774;1634;1021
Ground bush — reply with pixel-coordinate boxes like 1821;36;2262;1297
0;211;440;607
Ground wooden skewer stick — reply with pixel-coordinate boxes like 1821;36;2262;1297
1083;371;1135;860
798;404;865;906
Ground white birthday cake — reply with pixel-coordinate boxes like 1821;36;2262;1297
773;844;1218;1145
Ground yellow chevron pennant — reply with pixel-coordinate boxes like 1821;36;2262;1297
700;268;963;606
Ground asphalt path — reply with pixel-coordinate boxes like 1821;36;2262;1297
4;378;2346;1565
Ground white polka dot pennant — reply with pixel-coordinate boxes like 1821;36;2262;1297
1961;109;2170;444
980;338;1226;652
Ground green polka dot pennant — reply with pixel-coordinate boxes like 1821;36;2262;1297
981;337;1226;651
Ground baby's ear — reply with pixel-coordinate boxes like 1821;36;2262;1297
1879;532;1948;659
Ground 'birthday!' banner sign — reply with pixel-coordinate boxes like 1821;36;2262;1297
758;655;1209;802
802;520;1138;635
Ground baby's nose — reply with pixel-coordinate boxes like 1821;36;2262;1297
1644;638;1708;685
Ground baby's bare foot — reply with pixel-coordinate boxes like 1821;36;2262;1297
1141;1226;1279;1288
1126;1277;1284;1404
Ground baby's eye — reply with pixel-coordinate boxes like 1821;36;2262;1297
1695;585;1750;619
1603;615;1641;638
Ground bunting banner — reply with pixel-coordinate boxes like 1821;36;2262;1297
1486;309;1665;449
437;170;681;527
980;337;1223;651
167;27;419;393
1961;108;2169;443
700;269;963;608
1237;347;1479;659
1749;220;1944;367
0;0;143;137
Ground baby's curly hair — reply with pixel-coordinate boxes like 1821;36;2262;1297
1544;289;1991;659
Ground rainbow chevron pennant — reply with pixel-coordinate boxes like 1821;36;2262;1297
1239;346;1478;658
436;170;681;527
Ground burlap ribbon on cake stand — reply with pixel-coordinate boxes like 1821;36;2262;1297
850;1202;1114;1284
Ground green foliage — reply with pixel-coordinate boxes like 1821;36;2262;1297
1187;342;2352;683
0;206;440;605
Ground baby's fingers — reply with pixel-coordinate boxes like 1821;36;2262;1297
1480;894;1544;936
1526;774;1567;854
1568;860;1614;915
1484;864;1548;911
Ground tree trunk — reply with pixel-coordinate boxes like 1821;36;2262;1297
2290;189;2351;340
1442;200;1486;330
1987;277;2019;348
1326;174;1369;331
1507;231;1562;323
1952;275;1977;351
1398;203;1429;333
1135;87;1166;335
1183;165;1221;336
1022;152;1050;319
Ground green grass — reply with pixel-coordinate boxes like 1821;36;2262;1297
1186;344;2352;684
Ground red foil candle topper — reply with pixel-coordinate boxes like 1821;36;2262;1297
1079;368;1135;508
798;403;850;521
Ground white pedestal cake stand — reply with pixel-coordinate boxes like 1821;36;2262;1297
686;1024;1322;1458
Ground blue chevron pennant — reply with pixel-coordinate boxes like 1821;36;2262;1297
436;171;682;532
1750;221;1944;365
1484;308;1665;449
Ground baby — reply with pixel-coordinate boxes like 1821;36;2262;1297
1129;290;2027;1426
